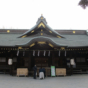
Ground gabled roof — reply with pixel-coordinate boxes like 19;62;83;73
0;32;88;47
19;15;65;38
0;16;88;48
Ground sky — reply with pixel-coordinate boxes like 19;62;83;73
0;0;88;30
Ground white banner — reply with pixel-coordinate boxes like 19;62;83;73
43;50;46;56
38;50;40;56
33;50;35;56
17;50;19;56
59;50;60;56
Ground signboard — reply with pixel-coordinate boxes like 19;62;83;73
51;66;55;76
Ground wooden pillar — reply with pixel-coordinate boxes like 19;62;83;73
28;52;32;70
52;51;55;66
70;51;73;75
17;56;20;68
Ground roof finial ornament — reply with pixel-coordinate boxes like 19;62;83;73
41;14;43;16
36;15;47;24
41;14;43;19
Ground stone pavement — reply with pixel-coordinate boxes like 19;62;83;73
0;74;88;88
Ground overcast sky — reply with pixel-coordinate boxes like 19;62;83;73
0;0;88;30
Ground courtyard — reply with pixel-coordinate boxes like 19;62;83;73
0;74;88;88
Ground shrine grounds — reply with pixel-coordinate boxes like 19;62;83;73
0;74;88;88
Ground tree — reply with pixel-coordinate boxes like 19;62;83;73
79;0;88;9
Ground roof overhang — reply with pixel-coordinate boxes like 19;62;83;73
16;36;67;48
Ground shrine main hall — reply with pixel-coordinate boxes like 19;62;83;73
0;15;88;76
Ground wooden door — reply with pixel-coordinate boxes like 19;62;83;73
35;57;48;67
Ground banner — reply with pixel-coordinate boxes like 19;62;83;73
43;50;46;56
59;50;60;56
17;50;19;56
38;50;40;56
48;51;50;56
33;50;35;56
51;66;56;76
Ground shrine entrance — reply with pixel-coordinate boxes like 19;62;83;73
34;57;49;67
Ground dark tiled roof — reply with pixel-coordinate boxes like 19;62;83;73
0;29;86;35
0;15;87;47
0;33;88;47
0;29;28;34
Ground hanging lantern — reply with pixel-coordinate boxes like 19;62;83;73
70;58;75;65
8;58;12;65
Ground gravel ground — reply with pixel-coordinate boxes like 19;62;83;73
0;74;88;88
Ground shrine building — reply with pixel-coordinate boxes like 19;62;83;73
0;15;88;76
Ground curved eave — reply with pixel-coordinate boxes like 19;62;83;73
42;21;65;38
67;46;88;48
18;24;38;38
0;45;88;48
16;36;67;47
